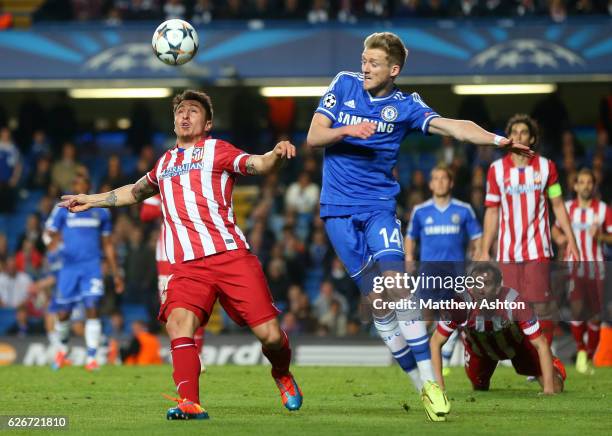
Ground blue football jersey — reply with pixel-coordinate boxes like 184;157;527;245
407;199;482;262
45;205;112;263
315;71;440;217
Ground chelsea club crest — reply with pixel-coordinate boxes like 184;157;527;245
381;105;398;122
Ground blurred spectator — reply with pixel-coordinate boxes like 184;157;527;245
29;130;51;162
450;0;482;16
572;0;596;14
37;195;56;222
118;0;161;21
337;0;357;22
18;213;45;254
27;155;52;193
217;0;246;19
313;280;348;319
14;239;43;278
281;0;307;18
0;257;33;335
548;0;568;22
0;127;21;213
101;154;131;190
164;0;186;19
51;142;82;193
285;284;318;333
470;187;485;222
105;6;123;25
71;0;105;21
308;228;333;270
123;227;156;304
120;320;163;365
285;171;320;215
482;0;509;15
136;145;156;176
395;0;423;17
308;0;329;23
192;0;213;24
514;0;540;16
266;257;291;306
327;256;360;313
363;0;389;18
318;299;347;336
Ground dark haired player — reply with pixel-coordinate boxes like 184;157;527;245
60;90;302;420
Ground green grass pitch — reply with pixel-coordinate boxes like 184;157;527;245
1;365;611;435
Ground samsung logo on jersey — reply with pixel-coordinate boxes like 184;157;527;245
161;162;204;179
66;217;101;228
424;225;461;235
337;111;394;133
504;183;542;195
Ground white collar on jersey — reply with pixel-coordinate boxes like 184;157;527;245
366;87;400;102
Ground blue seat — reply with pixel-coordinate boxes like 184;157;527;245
0;308;17;334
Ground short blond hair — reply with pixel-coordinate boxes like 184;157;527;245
431;164;454;182
363;32;408;71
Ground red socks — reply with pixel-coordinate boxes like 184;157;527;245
570;321;587;351
170;337;201;404
587;322;601;358
262;330;292;378
539;319;555;345
194;327;205;355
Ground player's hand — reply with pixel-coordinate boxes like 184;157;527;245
344;121;377;139
477;252;491;262
496;137;534;158
273;141;296;160
59;194;94;213
114;274;125;294
566;239;580;261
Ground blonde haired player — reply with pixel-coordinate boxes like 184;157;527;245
307;32;532;421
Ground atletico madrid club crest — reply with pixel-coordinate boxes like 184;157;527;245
192;147;204;162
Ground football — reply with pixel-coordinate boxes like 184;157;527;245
152;19;199;66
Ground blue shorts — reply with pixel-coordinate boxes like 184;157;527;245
55;260;104;308
324;210;404;288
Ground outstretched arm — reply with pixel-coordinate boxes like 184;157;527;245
244;140;297;175
428;117;533;157
306;113;377;148
59;176;158;213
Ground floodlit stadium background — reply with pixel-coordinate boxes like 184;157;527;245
0;0;610;366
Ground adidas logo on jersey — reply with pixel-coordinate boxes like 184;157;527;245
344;100;356;108
425;216;434;225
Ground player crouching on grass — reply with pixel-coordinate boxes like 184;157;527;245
59;90;302;420
430;263;566;397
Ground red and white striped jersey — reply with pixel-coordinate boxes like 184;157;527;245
485;154;559;262
559;199;612;261
140;195;170;275
437;287;541;361
145;137;251;264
